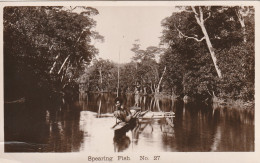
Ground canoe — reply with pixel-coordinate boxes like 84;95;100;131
112;111;175;131
141;111;175;119
94;111;175;119
113;117;138;132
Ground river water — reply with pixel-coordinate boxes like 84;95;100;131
4;93;254;152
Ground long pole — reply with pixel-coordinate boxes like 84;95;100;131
117;49;120;97
117;36;124;97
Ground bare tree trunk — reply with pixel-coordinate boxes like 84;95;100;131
49;54;60;74
156;66;166;93
98;99;102;118
58;54;71;75
191;6;222;78
143;87;147;95
236;7;248;43
61;63;69;85
51;29;85;75
155;97;161;112
239;19;246;43
153;84;157;93
200;24;222;78
149;83;154;93
149;97;154;111
99;67;103;92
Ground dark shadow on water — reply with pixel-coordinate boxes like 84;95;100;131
5;92;254;152
172;100;254;151
113;118;138;152
5;100;84;152
113;134;131;152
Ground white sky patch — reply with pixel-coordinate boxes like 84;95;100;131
92;6;177;63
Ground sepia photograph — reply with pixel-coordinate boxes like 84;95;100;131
0;1;258;162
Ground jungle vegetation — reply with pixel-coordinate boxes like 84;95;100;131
4;6;254;105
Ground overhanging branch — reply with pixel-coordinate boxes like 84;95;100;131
175;25;205;42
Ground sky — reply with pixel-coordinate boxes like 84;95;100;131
92;6;177;63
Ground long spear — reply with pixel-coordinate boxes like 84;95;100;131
117;47;120;97
116;36;124;97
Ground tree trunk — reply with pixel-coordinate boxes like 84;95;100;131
156;66;167;92
143;87;147;95
192;6;222;78
200;24;222;78
49;54;60;74
238;17;246;43
242;25;246;43
98;99;102;118
61;63;69;85
58;54;71;75
155;97;161;112
236;8;247;43
99;67;103;91
150;83;154;93
153;84;157;93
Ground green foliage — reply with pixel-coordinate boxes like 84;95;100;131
4;6;101;100
217;42;254;101
80;43;165;94
120;62;137;92
81;58;118;92
8;6;254;104
131;43;165;93
78;5;254;103
160;6;254;102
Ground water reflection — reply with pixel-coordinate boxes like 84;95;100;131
113;118;137;152
78;93;254;152
46;103;83;152
5;102;83;152
113;134;131;152
5;92;254;152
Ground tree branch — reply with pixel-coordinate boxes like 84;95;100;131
191;6;202;25
191;6;198;16
204;11;211;22
156;66;166;92
199;7;204;22
235;8;242;20
175;25;205;42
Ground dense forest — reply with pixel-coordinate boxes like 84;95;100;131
4;6;254;107
4;6;103;103
79;6;254;105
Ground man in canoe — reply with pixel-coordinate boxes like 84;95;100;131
113;97;149;124
114;98;132;123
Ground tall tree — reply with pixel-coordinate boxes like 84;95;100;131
174;6;222;78
160;6;254;101
131;42;165;93
4;6;101;100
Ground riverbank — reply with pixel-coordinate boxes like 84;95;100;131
212;96;254;110
83;91;254;110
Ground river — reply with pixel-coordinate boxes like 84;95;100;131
4;93;254;152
